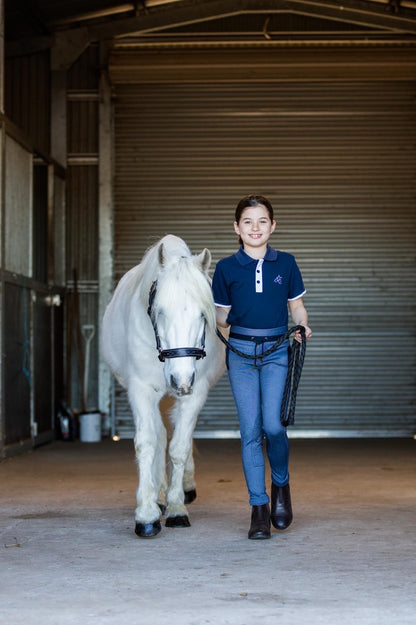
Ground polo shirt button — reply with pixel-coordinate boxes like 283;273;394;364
256;280;260;284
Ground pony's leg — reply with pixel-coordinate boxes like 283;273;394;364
129;380;164;538
165;383;209;526
154;422;168;514
183;445;197;504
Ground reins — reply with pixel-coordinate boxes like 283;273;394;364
215;325;306;427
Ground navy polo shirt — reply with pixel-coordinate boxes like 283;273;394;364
212;246;306;329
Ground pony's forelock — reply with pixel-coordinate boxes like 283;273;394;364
154;256;216;331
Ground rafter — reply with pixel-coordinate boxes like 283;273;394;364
86;0;416;39
7;0;416;64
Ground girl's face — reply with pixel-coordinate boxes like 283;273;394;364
234;204;276;252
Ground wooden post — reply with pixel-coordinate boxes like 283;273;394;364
98;47;114;431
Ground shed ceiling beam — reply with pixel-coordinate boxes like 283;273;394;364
89;0;245;39
50;4;136;27
85;0;416;40
266;0;415;33
50;28;91;70
15;0;416;63
50;0;243;67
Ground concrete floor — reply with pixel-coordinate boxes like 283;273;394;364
1;437;415;625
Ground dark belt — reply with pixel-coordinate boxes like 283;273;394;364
229;332;286;344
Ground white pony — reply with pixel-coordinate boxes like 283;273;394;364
102;235;225;538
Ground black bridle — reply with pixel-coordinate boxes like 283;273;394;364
147;280;207;362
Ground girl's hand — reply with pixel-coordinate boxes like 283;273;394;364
294;325;312;343
288;298;311;343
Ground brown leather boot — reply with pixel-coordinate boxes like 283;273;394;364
248;503;271;540
271;483;293;530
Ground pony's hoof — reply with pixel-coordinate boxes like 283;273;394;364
184;489;197;504
135;520;162;538
165;515;191;528
158;503;167;515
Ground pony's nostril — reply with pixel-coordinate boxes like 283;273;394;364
170;373;195;394
170;375;195;396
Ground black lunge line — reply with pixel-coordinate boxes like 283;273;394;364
215;325;306;427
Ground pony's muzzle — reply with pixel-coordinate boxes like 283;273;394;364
170;372;195;396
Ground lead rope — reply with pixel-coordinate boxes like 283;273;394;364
215;325;306;426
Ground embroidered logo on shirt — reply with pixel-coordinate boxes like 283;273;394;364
274;275;283;285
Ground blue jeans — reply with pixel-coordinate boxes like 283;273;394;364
227;337;290;506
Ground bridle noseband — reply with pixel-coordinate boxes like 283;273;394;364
147;280;207;362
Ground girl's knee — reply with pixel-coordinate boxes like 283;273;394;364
264;425;287;441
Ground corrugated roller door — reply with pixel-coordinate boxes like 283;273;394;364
113;81;416;437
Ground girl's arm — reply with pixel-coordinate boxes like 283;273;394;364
215;306;231;328
288;298;312;342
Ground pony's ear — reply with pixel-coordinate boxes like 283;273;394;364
196;248;211;272
158;243;165;267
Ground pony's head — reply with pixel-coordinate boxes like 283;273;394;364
149;241;215;396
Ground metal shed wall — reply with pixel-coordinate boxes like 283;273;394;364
1;45;67;456
112;79;416;437
66;45;101;414
4;51;50;158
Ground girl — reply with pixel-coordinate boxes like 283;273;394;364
212;194;312;539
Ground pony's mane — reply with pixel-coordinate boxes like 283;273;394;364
126;237;178;297
125;236;215;331
154;255;216;332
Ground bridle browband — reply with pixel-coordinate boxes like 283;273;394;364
147;280;207;362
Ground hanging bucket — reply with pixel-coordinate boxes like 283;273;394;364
80;411;101;443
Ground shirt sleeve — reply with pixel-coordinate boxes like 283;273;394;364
212;261;232;308
287;258;306;301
